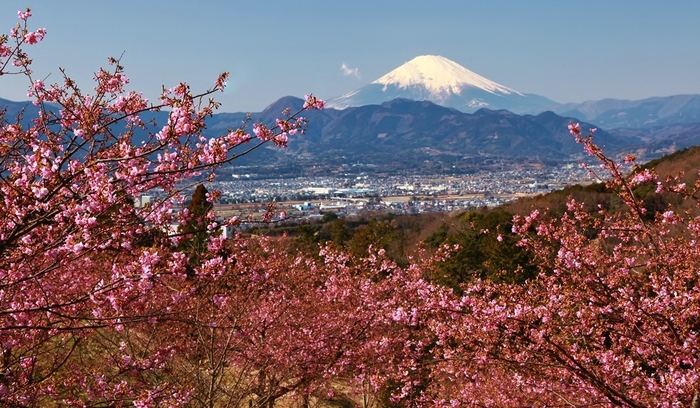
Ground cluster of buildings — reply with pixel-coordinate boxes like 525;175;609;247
134;162;602;229
204;163;597;220
213;163;590;199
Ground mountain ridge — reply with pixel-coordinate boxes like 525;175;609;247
3;95;700;173
553;94;700;128
200;97;642;170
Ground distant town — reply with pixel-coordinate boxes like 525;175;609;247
164;161;600;224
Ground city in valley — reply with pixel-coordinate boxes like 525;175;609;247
168;161;599;223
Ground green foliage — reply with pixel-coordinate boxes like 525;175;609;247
632;183;669;219
422;223;449;249
323;219;352;245
178;184;215;267
347;219;403;261
322;211;339;223
427;208;537;293
248;213;434;266
181;184;213;234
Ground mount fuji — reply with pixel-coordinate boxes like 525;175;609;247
327;55;560;114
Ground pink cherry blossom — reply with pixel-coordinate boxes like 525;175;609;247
630;168;656;185
568;122;581;136
303;93;325;110
23;28;46;44
17;9;32;20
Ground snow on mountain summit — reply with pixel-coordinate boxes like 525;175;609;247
326;55;559;113
372;55;522;97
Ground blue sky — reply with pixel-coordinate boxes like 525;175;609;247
1;1;699;112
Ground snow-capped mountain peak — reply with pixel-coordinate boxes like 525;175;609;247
372;55;522;97
326;55;559;113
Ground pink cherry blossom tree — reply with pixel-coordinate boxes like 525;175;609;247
0;9;324;406
391;125;700;407
333;127;700;407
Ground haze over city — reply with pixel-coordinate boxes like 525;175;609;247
1;1;699;113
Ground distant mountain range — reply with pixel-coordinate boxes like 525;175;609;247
553;94;700;128
202;96;700;169
0;97;42;125
4;57;700;173
198;97;641;169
